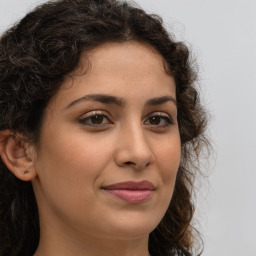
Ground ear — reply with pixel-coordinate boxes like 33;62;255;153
0;130;37;181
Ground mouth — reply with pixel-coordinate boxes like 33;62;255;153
101;180;155;204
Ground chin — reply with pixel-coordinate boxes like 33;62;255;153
104;214;161;240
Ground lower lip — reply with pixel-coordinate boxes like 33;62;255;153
103;189;153;204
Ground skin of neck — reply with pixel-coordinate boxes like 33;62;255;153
34;214;151;256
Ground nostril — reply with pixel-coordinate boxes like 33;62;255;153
125;161;135;166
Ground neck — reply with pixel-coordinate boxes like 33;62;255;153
34;222;150;256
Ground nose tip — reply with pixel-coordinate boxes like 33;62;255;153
114;130;155;170
123;158;151;169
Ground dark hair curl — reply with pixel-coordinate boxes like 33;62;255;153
0;0;208;255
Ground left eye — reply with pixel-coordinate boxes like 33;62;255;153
79;114;111;127
144;114;173;127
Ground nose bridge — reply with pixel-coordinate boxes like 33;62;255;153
126;121;147;149
115;119;155;169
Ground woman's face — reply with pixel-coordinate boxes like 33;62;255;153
31;42;181;241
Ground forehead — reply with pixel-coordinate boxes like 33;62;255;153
84;41;169;74
50;41;175;109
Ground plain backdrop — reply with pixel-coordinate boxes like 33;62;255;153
1;0;256;255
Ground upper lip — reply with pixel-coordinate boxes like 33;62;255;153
102;180;155;190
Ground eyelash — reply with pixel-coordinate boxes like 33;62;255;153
78;111;112;127
144;112;174;127
78;111;174;129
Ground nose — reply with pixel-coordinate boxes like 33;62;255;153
114;124;155;170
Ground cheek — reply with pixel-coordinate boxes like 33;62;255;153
157;137;181;173
38;127;112;175
147;137;181;227
156;136;181;196
33;130;114;217
33;130;118;212
64;134;115;177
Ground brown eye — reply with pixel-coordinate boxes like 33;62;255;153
144;113;173;127
91;115;104;124
79;113;111;127
149;116;161;125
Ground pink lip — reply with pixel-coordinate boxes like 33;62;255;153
102;180;155;204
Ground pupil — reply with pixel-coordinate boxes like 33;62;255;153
92;115;103;124
150;116;160;125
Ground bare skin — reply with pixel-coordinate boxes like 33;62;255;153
2;42;181;256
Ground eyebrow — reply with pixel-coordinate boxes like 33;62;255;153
145;96;176;106
65;94;176;109
65;94;124;109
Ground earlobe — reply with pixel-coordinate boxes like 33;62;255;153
0;130;37;181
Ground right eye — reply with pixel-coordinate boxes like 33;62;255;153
78;112;112;127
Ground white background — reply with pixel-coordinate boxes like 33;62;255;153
1;0;256;255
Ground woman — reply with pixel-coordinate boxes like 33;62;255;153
0;0;207;255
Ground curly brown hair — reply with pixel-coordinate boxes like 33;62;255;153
0;0;207;255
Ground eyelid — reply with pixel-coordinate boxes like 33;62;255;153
146;111;173;121
147;111;171;118
78;110;113;127
144;111;174;126
80;110;110;119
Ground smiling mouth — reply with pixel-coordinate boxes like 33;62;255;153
102;180;155;204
